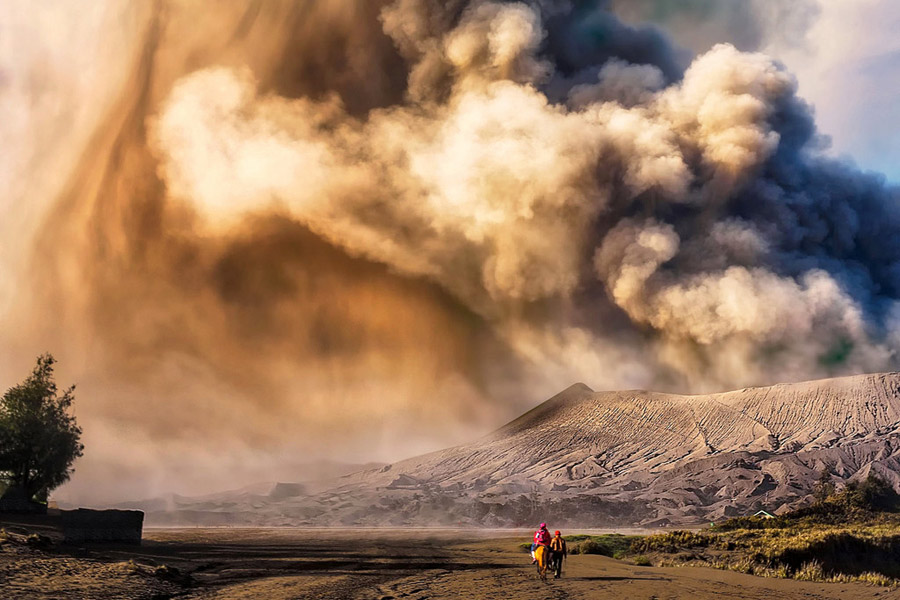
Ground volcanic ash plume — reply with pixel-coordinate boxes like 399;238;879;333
150;2;900;387
4;0;900;500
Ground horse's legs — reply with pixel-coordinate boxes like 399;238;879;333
535;549;547;581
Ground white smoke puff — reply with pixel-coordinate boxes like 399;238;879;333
588;103;690;198
656;271;895;391
649;263;854;344
153;67;610;306
379;0;455;102
647;268;846;345
594;219;680;318
593;212;894;386
153;68;336;226
444;1;551;87
404;83;601;237
568;59;666;108
398;82;610;302
383;0;551;101
658;44;791;180
378;0;446;57
376;81;610;302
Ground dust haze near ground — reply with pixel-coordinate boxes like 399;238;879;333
2;1;900;503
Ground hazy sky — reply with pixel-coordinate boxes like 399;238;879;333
1;0;900;504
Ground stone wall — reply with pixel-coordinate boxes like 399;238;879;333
61;509;144;544
0;498;47;514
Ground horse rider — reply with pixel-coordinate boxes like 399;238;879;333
531;522;551;563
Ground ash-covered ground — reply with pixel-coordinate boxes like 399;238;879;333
0;528;889;600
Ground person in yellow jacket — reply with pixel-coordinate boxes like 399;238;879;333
550;530;567;578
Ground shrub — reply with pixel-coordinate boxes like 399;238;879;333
631;530;712;553
566;534;637;557
714;515;789;531
633;555;651;566
579;539;604;555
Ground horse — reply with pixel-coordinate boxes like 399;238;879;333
534;545;550;581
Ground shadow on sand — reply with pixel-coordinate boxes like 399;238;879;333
567;575;671;582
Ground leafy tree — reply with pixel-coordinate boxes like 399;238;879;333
0;354;84;501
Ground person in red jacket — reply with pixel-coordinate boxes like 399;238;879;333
535;523;551;546
530;522;551;563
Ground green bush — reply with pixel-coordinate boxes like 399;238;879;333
566;534;638;557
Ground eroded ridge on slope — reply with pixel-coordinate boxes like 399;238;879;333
385;373;900;488
312;373;900;525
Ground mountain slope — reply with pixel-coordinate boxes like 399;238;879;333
143;373;900;526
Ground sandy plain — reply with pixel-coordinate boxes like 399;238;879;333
1;527;897;599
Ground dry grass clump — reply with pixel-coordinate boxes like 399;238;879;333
640;523;900;585
624;475;900;587
792;560;825;581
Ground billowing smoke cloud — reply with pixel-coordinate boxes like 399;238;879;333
3;0;900;502
609;0;900;182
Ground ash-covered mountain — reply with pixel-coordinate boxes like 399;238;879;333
141;374;900;527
